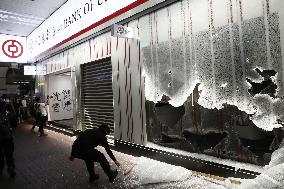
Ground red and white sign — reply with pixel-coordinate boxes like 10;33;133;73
27;0;148;60
0;34;27;63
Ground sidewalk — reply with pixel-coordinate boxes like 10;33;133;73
0;123;235;189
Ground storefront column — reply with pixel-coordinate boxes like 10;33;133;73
72;64;83;131
111;36;147;145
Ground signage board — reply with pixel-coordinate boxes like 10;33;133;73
27;0;141;59
24;65;47;75
36;65;47;75
24;66;36;75
0;34;27;63
111;24;134;38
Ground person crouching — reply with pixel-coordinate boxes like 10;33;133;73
69;124;120;183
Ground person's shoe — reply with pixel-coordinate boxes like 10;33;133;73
108;170;118;183
89;174;99;183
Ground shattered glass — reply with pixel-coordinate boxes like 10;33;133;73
139;0;284;165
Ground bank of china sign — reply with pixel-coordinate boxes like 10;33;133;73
0;34;27;63
27;0;140;59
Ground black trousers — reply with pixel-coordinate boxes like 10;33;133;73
21;107;28;121
39;116;47;135
0;138;15;171
74;149;112;178
32;112;41;129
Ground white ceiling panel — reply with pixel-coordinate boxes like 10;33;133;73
0;0;68;37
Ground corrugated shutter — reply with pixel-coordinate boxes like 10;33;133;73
81;58;114;134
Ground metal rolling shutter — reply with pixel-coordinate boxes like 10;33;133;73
81;58;114;134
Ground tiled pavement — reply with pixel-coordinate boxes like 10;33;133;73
0;123;228;189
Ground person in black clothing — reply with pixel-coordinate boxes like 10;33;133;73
69;124;120;183
0;100;16;178
31;97;41;132
7;103;18;130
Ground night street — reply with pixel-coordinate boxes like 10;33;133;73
0;123;232;189
1;0;284;188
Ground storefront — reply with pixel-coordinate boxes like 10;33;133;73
31;0;284;166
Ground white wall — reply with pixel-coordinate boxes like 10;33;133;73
48;75;73;121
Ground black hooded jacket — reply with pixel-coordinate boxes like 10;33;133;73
71;127;116;162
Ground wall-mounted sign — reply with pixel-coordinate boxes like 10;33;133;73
24;65;47;75
48;76;73;121
27;0;142;60
0;34;27;63
36;65;47;75
111;24;134;39
24;65;36;75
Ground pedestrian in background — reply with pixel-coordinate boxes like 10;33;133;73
0;100;16;178
31;97;41;132
12;97;20;124
7;103;18;130
46;95;53;125
17;97;23;123
69;124;120;183
31;97;48;136
38;97;48;137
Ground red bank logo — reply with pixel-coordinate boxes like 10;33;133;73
2;40;23;58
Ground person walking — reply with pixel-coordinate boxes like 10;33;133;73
20;96;28;121
69;124;120;183
33;97;48;136
7;103;18;130
46;95;52;125
38;100;48;137
31;97;41;132
12;97;20;124
0;100;16;178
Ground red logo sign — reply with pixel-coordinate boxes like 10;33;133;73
2;40;23;58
